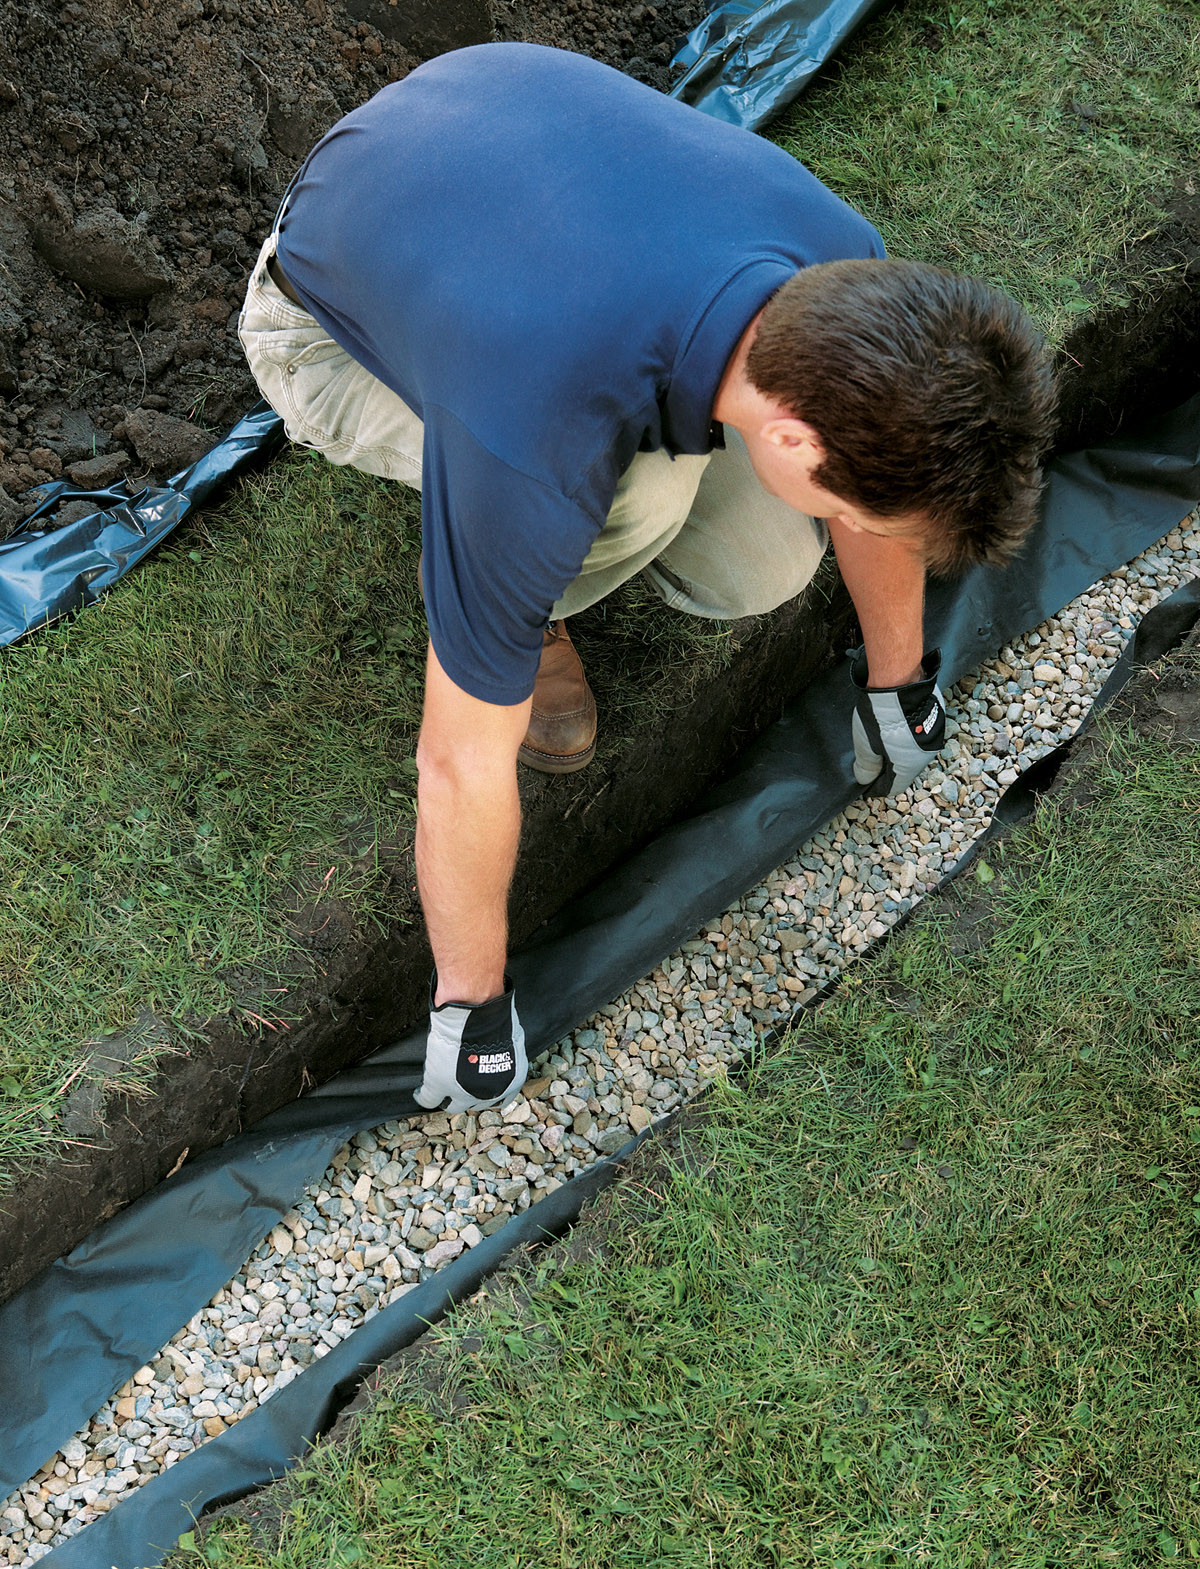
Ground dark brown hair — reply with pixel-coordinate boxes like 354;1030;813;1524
745;259;1057;572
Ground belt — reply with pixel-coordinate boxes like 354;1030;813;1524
267;251;304;307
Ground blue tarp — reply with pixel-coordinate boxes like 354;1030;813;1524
0;402;283;646
669;0;887;130
0;0;885;641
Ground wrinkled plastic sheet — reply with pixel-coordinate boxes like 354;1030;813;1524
0;392;1191;1567
669;0;888;130
0;402;284;646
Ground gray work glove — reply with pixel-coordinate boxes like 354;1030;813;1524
850;644;946;797
415;974;528;1114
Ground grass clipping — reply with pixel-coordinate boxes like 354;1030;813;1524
171;709;1200;1565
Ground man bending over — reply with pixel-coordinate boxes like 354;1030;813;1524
239;43;1055;1113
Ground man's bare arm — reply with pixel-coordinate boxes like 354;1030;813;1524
827;517;926;686
415;641;532;1005
828;516;947;796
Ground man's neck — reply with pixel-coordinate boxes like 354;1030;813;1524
711;308;767;435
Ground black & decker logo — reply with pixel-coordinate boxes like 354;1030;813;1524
467;1050;514;1074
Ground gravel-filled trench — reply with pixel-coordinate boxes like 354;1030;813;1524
2;510;1197;1563
3;0;1200;1559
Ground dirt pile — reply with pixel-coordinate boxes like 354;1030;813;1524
0;0;707;533
500;0;702;89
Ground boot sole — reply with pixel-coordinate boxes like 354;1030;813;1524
517;737;597;774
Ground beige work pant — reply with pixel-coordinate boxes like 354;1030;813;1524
239;231;828;621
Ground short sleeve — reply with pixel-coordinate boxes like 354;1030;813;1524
420;406;608;705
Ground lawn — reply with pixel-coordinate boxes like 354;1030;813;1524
777;0;1199;342
170;645;1200;1568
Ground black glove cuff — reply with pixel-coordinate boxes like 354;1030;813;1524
848;644;942;694
429;969;514;1012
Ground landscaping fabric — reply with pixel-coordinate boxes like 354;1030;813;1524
163;709;1200;1569
670;0;887;129
42;1137;649;1569
0;390;1197;1567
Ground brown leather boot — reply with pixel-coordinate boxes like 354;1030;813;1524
518;620;597;774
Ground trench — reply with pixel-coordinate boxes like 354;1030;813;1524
3;258;1198;1314
1;0;1198;1304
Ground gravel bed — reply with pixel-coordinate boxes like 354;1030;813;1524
3;511;1198;1563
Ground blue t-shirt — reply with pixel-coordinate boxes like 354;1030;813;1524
278;43;884;704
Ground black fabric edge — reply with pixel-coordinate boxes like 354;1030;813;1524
42;1136;647;1568
45;573;1200;1569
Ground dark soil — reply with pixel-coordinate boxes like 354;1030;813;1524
1052;179;1200;450
1;0;1197;533
0;0;709;533
497;0;700;91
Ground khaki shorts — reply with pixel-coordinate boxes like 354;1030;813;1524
239;231;828;622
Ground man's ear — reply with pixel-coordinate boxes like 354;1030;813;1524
760;416;824;460
831;511;868;535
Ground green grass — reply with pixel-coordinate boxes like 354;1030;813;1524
777;0;1199;341
0;454;423;1160
169;709;1200;1568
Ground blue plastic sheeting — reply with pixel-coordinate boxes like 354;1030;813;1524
0;402;284;646
669;0;888;130
0;0;889;649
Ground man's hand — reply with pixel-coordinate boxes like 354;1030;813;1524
849;644;946;797
416;974;528;1113
826;515;941;797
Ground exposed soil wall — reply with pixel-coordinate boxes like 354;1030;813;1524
0;578;858;1303
1053;185;1200;450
